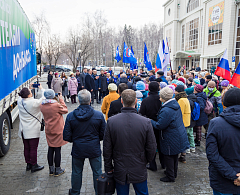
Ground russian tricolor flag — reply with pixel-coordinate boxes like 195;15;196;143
230;62;240;88
156;40;164;70
214;49;231;81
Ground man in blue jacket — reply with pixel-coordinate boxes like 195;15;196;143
206;88;240;195
92;70;101;104
157;71;168;84
63;89;106;195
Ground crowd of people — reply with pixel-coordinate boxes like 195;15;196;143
17;65;240;195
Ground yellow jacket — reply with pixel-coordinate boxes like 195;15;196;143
178;98;191;127
101;91;120;120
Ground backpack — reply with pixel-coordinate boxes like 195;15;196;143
204;91;216;114
191;102;201;121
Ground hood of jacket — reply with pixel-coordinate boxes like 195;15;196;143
175;91;187;102
187;93;197;102
220;105;240;128
196;91;207;100
73;105;94;121
163;99;180;110
120;77;128;84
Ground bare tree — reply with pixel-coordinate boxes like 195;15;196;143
52;34;62;66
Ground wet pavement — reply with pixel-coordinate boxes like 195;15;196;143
0;74;212;195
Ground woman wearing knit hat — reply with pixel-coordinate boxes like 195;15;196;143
220;81;234;110
151;87;189;182
193;84;208;146
206;88;240;195
185;79;200;95
101;83;119;121
160;82;167;90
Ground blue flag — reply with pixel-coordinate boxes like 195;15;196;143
144;43;152;71
130;46;138;70
115;46;121;63
123;42;137;64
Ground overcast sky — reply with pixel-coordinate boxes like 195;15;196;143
18;0;165;37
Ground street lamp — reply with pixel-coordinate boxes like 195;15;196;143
78;50;82;72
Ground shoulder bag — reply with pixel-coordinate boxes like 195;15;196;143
22;100;45;131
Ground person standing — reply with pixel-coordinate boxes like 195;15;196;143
174;85;191;163
80;68;87;89
139;81;165;171
85;69;95;104
18;84;45;173
101;83;119;121
51;72;63;94
99;69;108;101
116;73;133;89
148;70;156;82
76;71;82;93
40;89;68;176
47;71;53;89
92;70;101;104
193;84;208;146
68;73;78;104
151;87;189;182
108;83;128;118
61;72;69;103
206;88;240;195
63;89;106;195
103;89;156;194
157;71;168;84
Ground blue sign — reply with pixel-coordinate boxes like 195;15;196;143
232;56;235;62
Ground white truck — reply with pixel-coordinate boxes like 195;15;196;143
0;0;37;156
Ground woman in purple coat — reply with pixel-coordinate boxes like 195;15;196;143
68;73;78;104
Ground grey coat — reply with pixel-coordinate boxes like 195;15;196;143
51;77;63;93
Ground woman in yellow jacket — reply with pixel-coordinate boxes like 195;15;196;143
174;85;191;163
101;83;119;120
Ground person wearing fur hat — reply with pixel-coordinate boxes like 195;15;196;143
40;89;68;176
175;85;191;163
193;84;208;146
206;88;240;195
101;83;120;121
151;87;189;182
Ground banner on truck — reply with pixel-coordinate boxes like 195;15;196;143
0;0;36;101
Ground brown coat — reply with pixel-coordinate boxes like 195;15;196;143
40;98;68;147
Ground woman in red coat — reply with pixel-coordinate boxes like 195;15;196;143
40;89;68;176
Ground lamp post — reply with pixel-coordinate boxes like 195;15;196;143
78;50;82;72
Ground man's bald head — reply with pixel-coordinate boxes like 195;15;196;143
208;81;216;88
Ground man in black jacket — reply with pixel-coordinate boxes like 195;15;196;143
139;81;165;171
99;70;108;101
84;69;95;104
116;73;133;89
103;89;156;194
108;83;128;118
80;68;87;89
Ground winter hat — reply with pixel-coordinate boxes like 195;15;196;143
136;91;143;98
136;81;146;91
160;87;173;101
44;89;55;99
167;85;175;93
188;77;193;82
221;80;230;87
176;81;184;86
194;84;204;93
178;77;185;84
193;79;200;85
108;83;117;91
149;81;159;92
157;71;164;76
54;72;59;76
18;87;30;98
172;83;177;88
160;82;167;89
172;79;178;84
206;75;212;80
223;88;240;107
175;85;185;93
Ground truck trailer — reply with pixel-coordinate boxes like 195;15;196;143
0;0;37;156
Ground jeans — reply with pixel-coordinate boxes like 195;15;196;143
70;156;102;195
213;189;240;195
22;137;39;165
116;180;149;195
186;127;195;148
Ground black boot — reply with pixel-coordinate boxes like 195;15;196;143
160;176;175;182
54;167;66;177
31;164;44;173
195;141;201;146
49;166;55;176
178;154;186;163
26;163;32;171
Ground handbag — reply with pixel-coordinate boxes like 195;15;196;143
204;91;216;115
97;173;115;195
22;100;45;131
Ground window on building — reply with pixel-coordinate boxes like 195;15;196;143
185;18;199;51
182;25;185;51
187;0;199;13
208;23;222;45
207;58;220;72
235;9;240;67
166;29;172;52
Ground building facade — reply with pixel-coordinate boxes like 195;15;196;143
163;0;240;71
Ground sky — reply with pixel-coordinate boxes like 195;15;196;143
18;0;165;37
